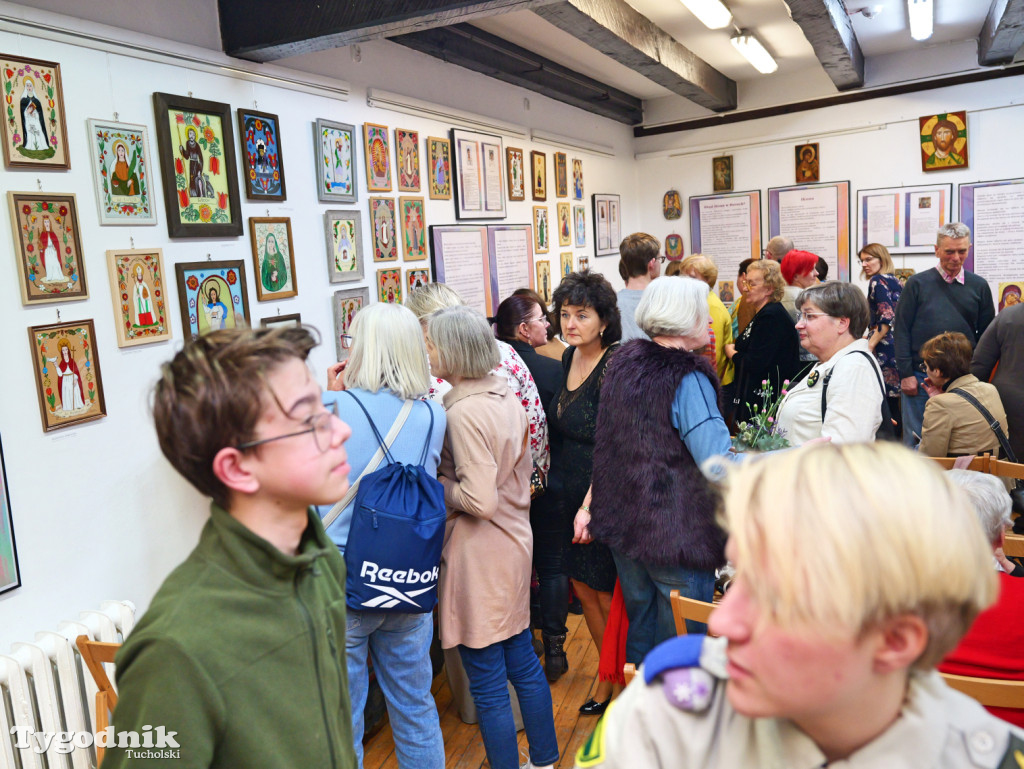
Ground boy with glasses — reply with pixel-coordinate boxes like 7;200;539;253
104;327;357;769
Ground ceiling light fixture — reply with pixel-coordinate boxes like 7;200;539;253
730;32;778;74
907;0;933;41
680;0;733;30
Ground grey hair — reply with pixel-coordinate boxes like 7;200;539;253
406;283;464;322
344;303;430;400
946;470;1012;545
937;222;971;244
635;276;709;339
796;281;870;338
765;235;794;259
427;305;500;379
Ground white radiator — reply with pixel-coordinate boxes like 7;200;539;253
0;601;135;769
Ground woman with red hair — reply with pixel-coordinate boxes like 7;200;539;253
781;250;822;364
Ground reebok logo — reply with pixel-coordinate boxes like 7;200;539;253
358;560;438;609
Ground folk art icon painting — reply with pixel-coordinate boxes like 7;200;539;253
560;252;573;277
531;150;547;201
573;205;586;247
535;260;551;304
8;191;88;305
507;147;525;201
364;122;392;192
370;197;398;261
377;268;402;304
249;217;297;300
400;196;427;261
315;118;357;204
86;119;156;225
396;128;420;192
0;433;20;595
153;93;242;237
557;202;571;247
175;260;251;342
572;158;583;200
427;136;452;200
1;54;69;169
406;267;430;295
237;108;286;201
106;248;172;347
324;209;364;284
533;206;549;254
554;152;568;198
578;255;590;271
333;287;369;361
28;319;107;432
919;111;968;171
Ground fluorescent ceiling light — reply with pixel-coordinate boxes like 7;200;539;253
907;0;933;41
730;32;778;74
680;0;732;30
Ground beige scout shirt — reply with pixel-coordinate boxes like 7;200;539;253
919;374;1008;458
576;636;1024;769
437;374;533;650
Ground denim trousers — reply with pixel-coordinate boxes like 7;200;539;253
458;628;559;769
901;371;928;448
346;610;444;769
611;549;716;664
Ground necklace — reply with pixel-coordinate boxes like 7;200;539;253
569;348;601;390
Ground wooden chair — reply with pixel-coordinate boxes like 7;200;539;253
989;458;1024;483
76;635;121;766
941;672;1024;709
930;454;991;472
1003;533;1024;559
670;590;716;636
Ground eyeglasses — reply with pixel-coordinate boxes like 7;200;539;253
339;333;353;349
655;256;667;263
522;314;547;326
236;400;339;454
858;256;879;265
797;311;830;323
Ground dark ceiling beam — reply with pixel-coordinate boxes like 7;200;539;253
534;0;736;112
786;0;864;90
979;0;1024;65
391;24;643;124
220;0;560;61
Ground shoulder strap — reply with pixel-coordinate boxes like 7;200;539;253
949;388;1016;462
820;350;887;422
322;395;414;528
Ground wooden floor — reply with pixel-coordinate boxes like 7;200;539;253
363;612;600;769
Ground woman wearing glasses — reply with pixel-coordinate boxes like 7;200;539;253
321;303;447;769
859;243;903;433
775;282;885;445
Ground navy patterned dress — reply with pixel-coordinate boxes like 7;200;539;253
868;273;903;397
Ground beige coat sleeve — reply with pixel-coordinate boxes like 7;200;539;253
441;405;500;520
919;396;953;457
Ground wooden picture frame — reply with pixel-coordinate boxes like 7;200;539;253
560;251;573;277
324;209;364;283
106;248;172;347
175;260;251;342
795;142;819;184
1;54;70;169
333;287;369;361
314;118;358;204
369;197;398;261
426;136;452;200
237;108;286;201
260;312;302;329
452;128;506;220
86;119;157;225
363;122;392;192
592;192;621;257
406;267;430;295
249;217;297;300
920;111;968;171
399;196;427;261
536;260;552;304
8;191;87;305
396;128;420;192
0;432;21;595
533;206;549;253
557;202;571;246
531;150;547;201
554;152;568;198
572;158;583;200
507;147;525;201
153;92;242;237
28;319;106;432
712;155;733;193
573;205;586;247
377;267;402;303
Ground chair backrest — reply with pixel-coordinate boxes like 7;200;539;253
1003;533;1024;558
670;590;716;635
990;458;1024;483
941;672;1024;709
930;454;991;472
75;636;121;766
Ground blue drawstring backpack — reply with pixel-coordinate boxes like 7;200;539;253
340;391;447;614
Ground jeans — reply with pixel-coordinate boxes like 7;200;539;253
346;610;444;769
611;549;716;664
458;629;559;769
531;492;568;637
901;371;928;448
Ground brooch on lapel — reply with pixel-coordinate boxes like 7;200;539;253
807;370;820;387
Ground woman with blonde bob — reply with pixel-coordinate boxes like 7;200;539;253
427;305;559;769
578;442;1016;769
320;302;447;769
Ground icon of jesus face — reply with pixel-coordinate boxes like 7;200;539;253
932;124;956;153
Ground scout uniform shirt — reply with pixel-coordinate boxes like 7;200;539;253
576;635;1024;769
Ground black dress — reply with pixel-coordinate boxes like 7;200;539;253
547;344;617;593
731;301;801;424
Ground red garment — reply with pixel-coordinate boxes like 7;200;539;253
598;579;629;685
39;230;59;270
939;571;1024;727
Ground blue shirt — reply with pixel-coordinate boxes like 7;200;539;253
669;372;735;468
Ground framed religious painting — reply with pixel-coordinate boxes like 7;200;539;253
86;119;157;225
557;202;571;247
396;128;420;192
573;205;586;247
451;128;506;220
106;248;172;347
920;111;968;172
369;197;398;262
572;158;583;200
0;432;21;595
314;118;357;204
535;260;552;305
333;287;369;361
795;143;819;184
1;54;69;169
8;191;88;305
712;155;733;193
363;122;392;192
261;312;301;329
578;255;589;271
237;108;286;201
175;260;251;342
533;206;549;253
560;252;573;277
406;267;430;295
531;150;547;201
28;319;107;432
592;192;621;257
399;196;428;261
324;209;364;284
249;217;297;300
507;147;525;201
554;152;568;198
153;93;242;237
377;267;402;304
426;136;452;200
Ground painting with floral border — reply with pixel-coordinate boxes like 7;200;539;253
175;260;251;342
7;191;87;305
396;128;420;192
237;107;286;201
28;319;107;432
1;54;69;169
427;136;452;200
377;267;402;303
364;122;392;192
87;119;156;225
400;196;427;261
406;267;430;295
333;287;369;361
106;248;171;347
370;197;398;262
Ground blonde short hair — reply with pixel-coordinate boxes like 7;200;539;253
405;283;464;322
858;243;895;278
427;305;500;379
718;442;997;669
344;303;430;400
745;259;786;303
635;276;709;339
679;254;718;288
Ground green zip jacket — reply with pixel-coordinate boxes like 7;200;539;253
104;504;355;769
